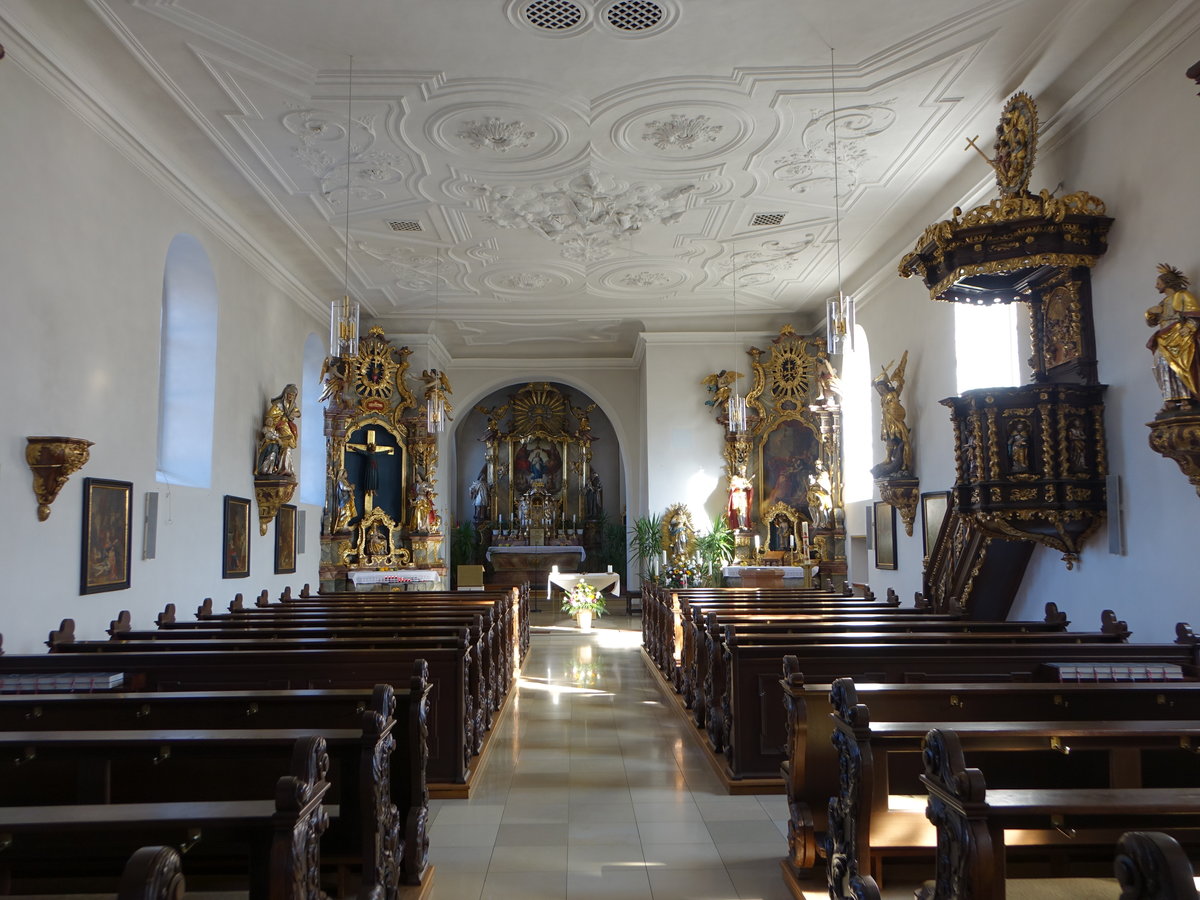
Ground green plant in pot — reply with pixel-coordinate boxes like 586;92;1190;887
629;512;664;585
693;515;735;587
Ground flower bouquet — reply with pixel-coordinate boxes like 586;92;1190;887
562;581;607;618
663;561;705;589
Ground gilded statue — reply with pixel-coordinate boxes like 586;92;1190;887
1145;263;1200;408
255;384;300;477
870;351;913;478
726;468;753;530
701;370;743;410
333;467;357;532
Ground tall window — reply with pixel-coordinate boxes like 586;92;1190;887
955;302;1020;393
157;235;218;487
298;333;326;506
840;325;873;503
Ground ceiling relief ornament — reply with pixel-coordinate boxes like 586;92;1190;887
456;117;537;153
771;102;895;197
499;272;554;291
283;107;405;207
476;170;695;263
355;242;446;292
619;271;672;287
641;114;723;151
721;237;817;286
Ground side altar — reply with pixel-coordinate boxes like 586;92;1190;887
318;326;450;590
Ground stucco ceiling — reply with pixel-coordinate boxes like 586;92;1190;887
31;0;1171;357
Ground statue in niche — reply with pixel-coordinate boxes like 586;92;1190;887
870;351;913;479
1145;263;1200;408
469;467;490;523
255;384;300;477
366;526;388;564
585;471;603;519
333;467;357;532
1007;419;1031;473
769;513;793;552
1066;417;1088;473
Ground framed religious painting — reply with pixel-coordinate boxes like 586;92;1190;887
275;504;297;575
873;500;897;570
921;491;951;561
80;478;133;594
222;495;251;578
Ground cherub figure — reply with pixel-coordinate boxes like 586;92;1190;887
701;370;744;409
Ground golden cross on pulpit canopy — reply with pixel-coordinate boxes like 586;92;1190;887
347;428;395;512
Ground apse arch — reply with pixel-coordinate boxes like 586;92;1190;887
157;234;218;487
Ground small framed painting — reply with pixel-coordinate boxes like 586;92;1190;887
873;500;897;570
222;495;251;579
921;491;952;560
275;504;297;575
81;478;133;594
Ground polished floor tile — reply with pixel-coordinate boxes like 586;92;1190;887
425;612;806;899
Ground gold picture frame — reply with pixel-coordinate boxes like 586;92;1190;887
222;495;251;579
275;504;296;574
873;500;897;570
80;478;132;594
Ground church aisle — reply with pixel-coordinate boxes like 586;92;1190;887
424;612;797;900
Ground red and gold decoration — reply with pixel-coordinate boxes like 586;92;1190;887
26;436;92;521
701;325;847;583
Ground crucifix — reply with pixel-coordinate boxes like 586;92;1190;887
347;428;394;513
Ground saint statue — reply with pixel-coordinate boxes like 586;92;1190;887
1145;263;1200;408
255;384;300;477
470;467;490;523
585;471;603;519
806;462;832;528
726;470;752;530
869;351;914;479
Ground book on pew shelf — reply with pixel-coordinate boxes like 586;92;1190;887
0;672;125;692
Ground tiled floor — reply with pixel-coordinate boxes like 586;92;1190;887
425;612;805;900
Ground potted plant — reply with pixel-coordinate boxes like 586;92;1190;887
562;581;606;632
693;515;736;587
628;512;664;586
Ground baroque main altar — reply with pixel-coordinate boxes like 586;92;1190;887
319;327;449;589
474;383;601;585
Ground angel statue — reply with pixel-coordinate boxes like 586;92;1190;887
701;370;744;409
869;351;913;479
813;352;842;407
421;368;455;422
1145;263;1200;409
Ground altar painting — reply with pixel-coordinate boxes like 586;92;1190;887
514;437;563;494
759;418;819;518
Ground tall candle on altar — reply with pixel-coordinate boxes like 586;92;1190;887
753;534;761;552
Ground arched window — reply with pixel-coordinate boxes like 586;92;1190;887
955;302;1020;392
157;235;218;487
298;333;326;506
840;325;873;503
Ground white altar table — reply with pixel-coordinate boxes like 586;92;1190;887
348;569;442;591
546;571;621;601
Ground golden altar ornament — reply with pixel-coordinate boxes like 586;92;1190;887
25;436;93;521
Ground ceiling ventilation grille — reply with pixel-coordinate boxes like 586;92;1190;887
605;0;664;30
524;0;584;30
750;213;786;227
386;220;423;233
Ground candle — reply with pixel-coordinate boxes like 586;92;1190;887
789;534;796;550
753;534;761;551
801;522;810;541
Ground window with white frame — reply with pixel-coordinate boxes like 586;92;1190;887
840;324;873;503
298;333;326;506
157;235;218;487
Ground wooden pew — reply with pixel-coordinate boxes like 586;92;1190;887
781;672;1200;883
708;613;1151;782
0;735;330;900
821;677;1200;896
1113;832;1200;900
916;728;1200;900
0;637;474;787
0;671;432;892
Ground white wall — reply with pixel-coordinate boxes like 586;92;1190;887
855;35;1200;640
0;58;324;652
